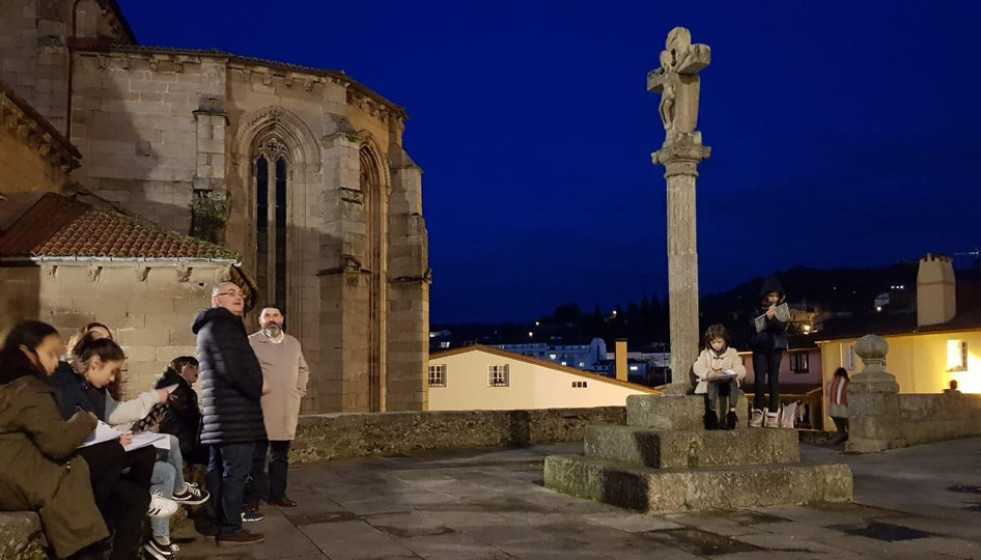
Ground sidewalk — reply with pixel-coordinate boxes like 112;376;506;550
173;437;981;559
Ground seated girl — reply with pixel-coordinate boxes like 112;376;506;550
693;324;747;430
0;321;107;560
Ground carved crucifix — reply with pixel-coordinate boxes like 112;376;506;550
647;28;711;136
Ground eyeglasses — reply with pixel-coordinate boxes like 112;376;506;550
216;291;243;298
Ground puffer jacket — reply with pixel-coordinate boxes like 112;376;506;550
750;276;789;352
193;307;265;445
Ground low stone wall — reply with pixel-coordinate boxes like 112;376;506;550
291;407;626;464
0;512;46;560
897;393;981;447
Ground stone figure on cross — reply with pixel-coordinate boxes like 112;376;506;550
647;27;711;137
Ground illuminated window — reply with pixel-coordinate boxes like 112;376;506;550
489;365;509;387
947;340;968;372
790;353;809;374
843;345;856;370
572;381;588;388
428;364;446;387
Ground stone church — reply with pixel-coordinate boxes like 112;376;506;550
0;0;431;413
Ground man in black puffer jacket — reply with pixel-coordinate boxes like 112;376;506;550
193;281;265;545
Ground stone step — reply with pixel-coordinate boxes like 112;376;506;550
626;393;748;430
543;454;852;514
584;424;799;469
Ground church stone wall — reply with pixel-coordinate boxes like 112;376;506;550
31;262;228;393
69;52;213;233
0;0;72;134
0;119;69;193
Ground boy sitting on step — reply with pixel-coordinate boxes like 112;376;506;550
693;324;747;430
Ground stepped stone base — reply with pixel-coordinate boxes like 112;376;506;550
584;425;799;469
544;454;852;513
0;512;45;560
627;393;748;430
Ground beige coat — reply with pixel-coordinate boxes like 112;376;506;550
249;331;309;441
692;346;746;394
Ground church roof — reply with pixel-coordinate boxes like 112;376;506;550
77;44;408;119
0;192;237;262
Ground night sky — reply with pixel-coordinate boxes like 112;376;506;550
117;1;981;324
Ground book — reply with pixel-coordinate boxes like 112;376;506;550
79;421;170;451
755;303;790;332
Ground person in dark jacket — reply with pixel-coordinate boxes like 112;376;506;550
194;281;266;545
154;356;208;465
0;321;108;560
748;277;790;428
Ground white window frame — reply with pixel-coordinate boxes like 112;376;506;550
428;364;446;387
843;345;856;371
947;339;968;372
790;352;809;374
489;364;509;387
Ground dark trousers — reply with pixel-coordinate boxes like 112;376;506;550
752;349;784;413
206;442;254;535
247;440;292;504
78;442;154;560
832;417;849;435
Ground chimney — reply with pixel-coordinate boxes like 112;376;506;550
917;253;956;327
615;339;628;381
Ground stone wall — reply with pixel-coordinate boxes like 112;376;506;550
0;262;230;393
0;118;68;193
898;393;981;447
291;407;626;464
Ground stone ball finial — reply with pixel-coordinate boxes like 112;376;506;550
855;335;888;365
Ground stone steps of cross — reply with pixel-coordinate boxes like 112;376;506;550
543;453;852;514
627;393;749;430
584;424;800;469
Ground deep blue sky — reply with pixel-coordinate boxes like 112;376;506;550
118;1;981;323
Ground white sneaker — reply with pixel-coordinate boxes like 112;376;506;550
764;411;780;428
143;538;176;560
148;492;179;518
749;409;764;428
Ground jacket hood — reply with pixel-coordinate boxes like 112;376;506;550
759;276;786;299
192;307;237;334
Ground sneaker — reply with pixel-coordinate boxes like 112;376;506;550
764;411;780;428
173;482;210;505
749;409;764;428
217;530;265;546
724;410;738;430
270;497;298;508
703;410;719;430
148;493;179;518
143;538;176;560
241;505;264;523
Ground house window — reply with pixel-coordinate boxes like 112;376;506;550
843;345;856;371
790;352;809;374
947;340;968;372
572;381;588;388
489;364;509;387
428;364;446;387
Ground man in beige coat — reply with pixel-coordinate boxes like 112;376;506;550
248;307;309;508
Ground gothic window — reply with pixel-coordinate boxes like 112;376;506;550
253;138;289;315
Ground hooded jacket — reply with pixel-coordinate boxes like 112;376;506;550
193;307;265;445
153;367;202;456
749;276;789;352
0;353;109;558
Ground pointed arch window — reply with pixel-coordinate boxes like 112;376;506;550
254;138;289;315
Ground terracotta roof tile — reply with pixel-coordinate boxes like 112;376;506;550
0;193;237;260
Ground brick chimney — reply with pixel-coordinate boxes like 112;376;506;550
917;253;956;327
615;339;628;381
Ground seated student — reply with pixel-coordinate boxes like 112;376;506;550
61;334;208;560
154;356;208;465
0;321;109;560
693;324;747;430
51;334;182;559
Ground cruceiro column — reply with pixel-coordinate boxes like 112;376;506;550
648;27;711;392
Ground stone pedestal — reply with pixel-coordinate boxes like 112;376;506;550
845;335;905;453
544;395;852;513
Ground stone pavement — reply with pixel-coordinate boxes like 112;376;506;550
173;438;981;559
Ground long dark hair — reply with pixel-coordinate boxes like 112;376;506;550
833;367;849;381
0;321;60;384
71;333;127;398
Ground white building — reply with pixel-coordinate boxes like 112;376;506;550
496;337;608;370
427;345;660;411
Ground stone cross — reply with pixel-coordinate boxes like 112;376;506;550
647;28;711;140
648;27;712;393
